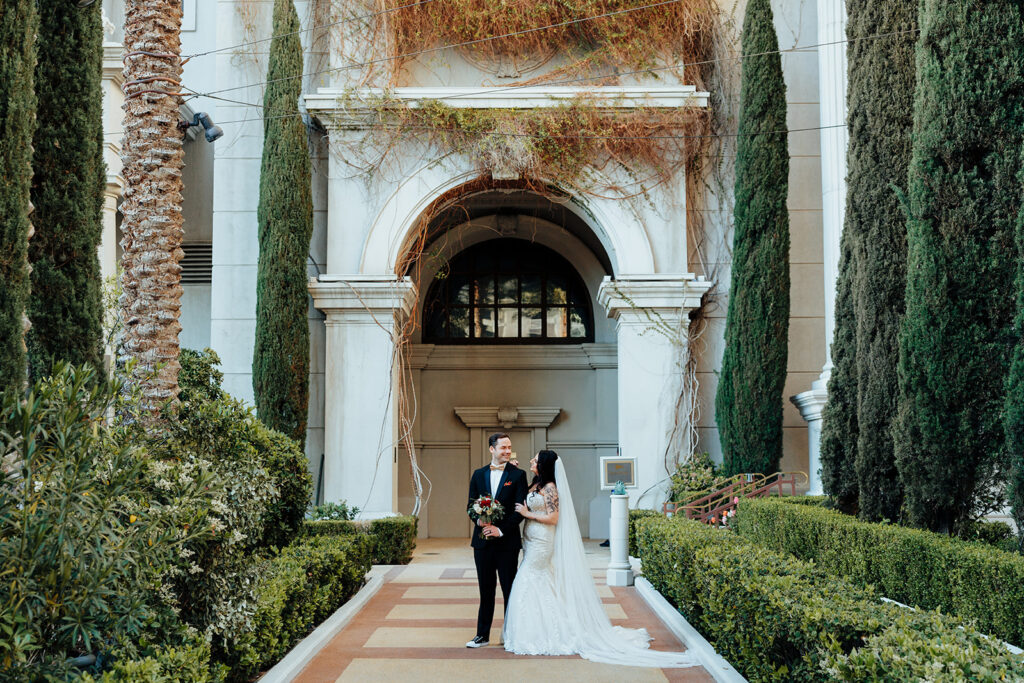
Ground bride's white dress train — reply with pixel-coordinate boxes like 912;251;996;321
502;460;697;668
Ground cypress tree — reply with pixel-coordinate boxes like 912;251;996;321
895;0;1024;534
0;0;36;392
819;234;859;513
253;0;313;448
1004;149;1024;546
27;0;105;378
848;0;916;522
715;0;790;475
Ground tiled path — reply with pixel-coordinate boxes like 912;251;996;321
293;539;714;683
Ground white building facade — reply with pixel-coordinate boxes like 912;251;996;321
100;0;846;538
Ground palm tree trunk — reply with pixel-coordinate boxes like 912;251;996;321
119;0;185;413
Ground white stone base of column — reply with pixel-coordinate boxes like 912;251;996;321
606;567;635;587
791;383;829;495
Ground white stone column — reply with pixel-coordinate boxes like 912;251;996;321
309;275;417;518
100;41;125;280
792;0;848;495
598;276;712;509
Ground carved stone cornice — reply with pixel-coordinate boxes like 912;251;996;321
454;406;561;429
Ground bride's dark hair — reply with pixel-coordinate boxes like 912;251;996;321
531;450;558;491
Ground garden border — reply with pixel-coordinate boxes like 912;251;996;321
257;569;387;682
631;558;746;683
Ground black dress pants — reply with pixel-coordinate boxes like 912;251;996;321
473;543;519;639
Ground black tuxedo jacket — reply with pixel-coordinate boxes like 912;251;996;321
468;464;528;550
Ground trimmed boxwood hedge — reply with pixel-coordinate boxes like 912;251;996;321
628;509;661;558
634;516;1024;681
304;515;418;565
220;534;372;681
734;497;1024;647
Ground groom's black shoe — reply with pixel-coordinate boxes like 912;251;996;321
465;636;489;648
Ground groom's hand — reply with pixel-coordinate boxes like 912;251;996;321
482;524;502;538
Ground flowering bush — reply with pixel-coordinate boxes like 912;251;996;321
0;365;215;678
307;500;360;521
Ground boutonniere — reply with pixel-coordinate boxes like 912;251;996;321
503;481;512;487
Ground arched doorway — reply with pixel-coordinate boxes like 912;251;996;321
398;216;618;539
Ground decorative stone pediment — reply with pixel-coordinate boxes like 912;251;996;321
454;406;561;429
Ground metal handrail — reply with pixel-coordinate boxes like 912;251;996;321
664;470;810;525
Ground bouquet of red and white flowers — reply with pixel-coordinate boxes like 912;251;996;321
467;494;505;541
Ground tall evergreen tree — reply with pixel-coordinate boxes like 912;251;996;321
819;233;859;513
848;0;916;522
895;0;1024;534
0;0;37;392
28;0;105;378
715;0;790;475
253;0;313;447
1004;149;1024;548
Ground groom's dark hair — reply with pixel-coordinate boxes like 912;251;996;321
488;432;510;448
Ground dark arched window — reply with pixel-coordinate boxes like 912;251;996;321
423;239;594;344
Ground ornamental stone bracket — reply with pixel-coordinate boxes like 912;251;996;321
791;387;828;495
308;274;417;323
454;406;562;430
597;275;712;327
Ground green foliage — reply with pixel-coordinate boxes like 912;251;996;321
846;0;916;523
627;509;660;558
219;534;371;681
253;0;313;448
819;229;859;514
0;365;213;676
1006;146;1024;549
0;0;36;392
895;0;1024;534
152;396;312;639
80;631;224;683
825;610;1024;682
179;348;311;549
715;0;789;476
635;516;1024;681
304;515;418;565
734;497;1024;646
179;348;225;403
668;453;730;502
308;500;360;520
27;0;105;379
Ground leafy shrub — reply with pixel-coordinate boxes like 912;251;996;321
220;534;372;681
627;508;660;557
304;515;417;564
179;348;225;403
634;516;1024;681
734;497;1024;646
178;349;312;549
80;631;224;683
308;500;360;520
777;495;830;507
668;453;731;502
961;518;1018;552
824;610;1024;682
0;365;214;677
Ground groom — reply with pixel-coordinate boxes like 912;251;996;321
466;432;528;648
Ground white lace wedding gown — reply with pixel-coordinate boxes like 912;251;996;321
502;460;697;668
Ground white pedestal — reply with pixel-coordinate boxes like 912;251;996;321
791;382;828;495
606;493;633;586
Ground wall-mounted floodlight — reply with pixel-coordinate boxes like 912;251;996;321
180;112;224;143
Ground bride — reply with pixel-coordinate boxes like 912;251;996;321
502;450;697;668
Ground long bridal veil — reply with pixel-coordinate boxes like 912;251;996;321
551;458;697;668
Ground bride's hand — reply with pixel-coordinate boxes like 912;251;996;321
514;502;529;518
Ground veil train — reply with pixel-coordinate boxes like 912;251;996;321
551;458;697;668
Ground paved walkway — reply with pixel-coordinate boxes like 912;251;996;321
293;538;713;683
